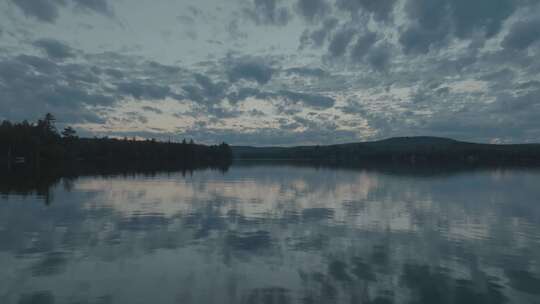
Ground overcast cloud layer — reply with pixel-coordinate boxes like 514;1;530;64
1;0;540;145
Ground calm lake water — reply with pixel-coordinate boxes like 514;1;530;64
1;162;540;304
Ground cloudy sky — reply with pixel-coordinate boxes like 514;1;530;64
1;0;539;145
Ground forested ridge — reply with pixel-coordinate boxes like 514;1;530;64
0;114;232;167
232;136;540;165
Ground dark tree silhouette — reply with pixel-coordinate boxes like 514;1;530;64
1;114;233;168
61;126;77;140
232;137;540;165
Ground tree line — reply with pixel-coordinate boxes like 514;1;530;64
233;136;540;165
1;113;232;167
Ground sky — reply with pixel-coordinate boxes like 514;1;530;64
0;0;539;145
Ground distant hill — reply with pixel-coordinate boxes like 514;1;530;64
232;137;540;165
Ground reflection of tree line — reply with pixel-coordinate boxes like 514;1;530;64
0;161;231;205
234;159;540;178
1;113;233;168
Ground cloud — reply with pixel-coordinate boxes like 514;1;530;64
183;125;359;146
244;0;291;26
3;0;540;144
0;50;192;125
399;0;522;54
18;291;55;304
299;17;338;49
225;86;334;110
71;0;113;17
226;56;274;85
284;67;328;77
194;74;228;99
0;56;109;123
327;27;356;58
16;54;58;73
226;87;269;103
10;0;62;23
365;43;392;71
177;15;195;25
450;0;515;39
10;0;113;23
141;106;163;114
502;18;540;50
335;0;397;22
350;31;378;61
116;82;178;100
278;90;335;109
399;25;449;54
33;38;75;60
181;74;229;105
295;0;331;23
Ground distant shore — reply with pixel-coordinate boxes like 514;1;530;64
232;136;540;165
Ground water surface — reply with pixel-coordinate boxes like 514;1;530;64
1;162;540;304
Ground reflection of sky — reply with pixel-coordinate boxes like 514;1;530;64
1;164;540;304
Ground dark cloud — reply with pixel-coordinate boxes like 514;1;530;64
116;82;178;100
278;90;335;109
180;74;229;105
399;0;451;54
0;50;193;125
516;80;540;91
284;67;328;77
491;89;540;115
103;68;124;79
0;55;109;123
226;87;270;103
365;43;392;71
400;0;522;54
10;0;62;23
502;18;540;50
405;0;449;30
244;0;291;26
450;0;515;39
299;17;338;49
42;85;114;107
225;87;334;110
335;0;397;22
18;291;55;304
16;54;58;73
327;27;356;58
33;38;75;60
350;31;377;61
71;0;113;17
123;111;148;124
295;0;331;23
194;74;228;99
141;106;163;114
182;85;205;103
226;57;274;85
10;0;113;23
399;25;449;54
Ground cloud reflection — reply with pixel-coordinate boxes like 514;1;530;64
0;163;539;303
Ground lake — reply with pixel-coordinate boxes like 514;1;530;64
1;162;539;304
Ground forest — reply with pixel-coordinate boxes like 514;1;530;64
0;114;233;168
232;136;540;165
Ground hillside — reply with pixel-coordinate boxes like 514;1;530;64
232;137;540;165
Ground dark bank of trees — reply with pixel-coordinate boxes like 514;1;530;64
0;113;232;168
233;136;540;166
